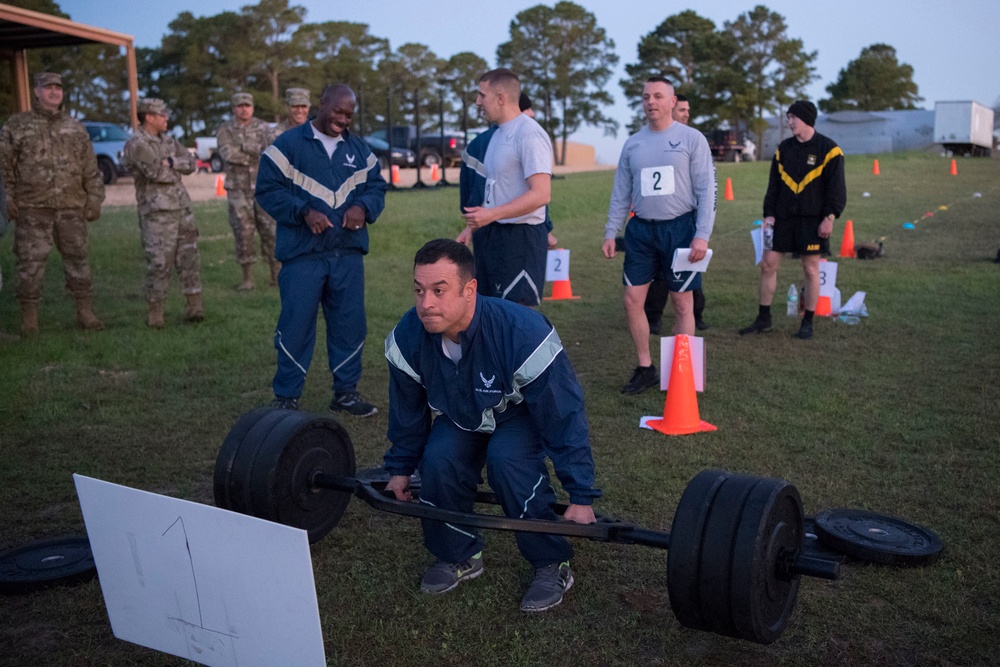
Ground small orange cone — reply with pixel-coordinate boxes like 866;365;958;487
646;335;717;436
724;177;734;201
815;295;832;317
950;159;958;176
391;164;400;184
839;219;856;258
214;175;225;196
430;163;440;181
872;159;880;175
545;279;580;301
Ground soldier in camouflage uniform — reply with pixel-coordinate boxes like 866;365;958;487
0;72;105;335
122;98;203;329
217;92;278;289
272;87;311;139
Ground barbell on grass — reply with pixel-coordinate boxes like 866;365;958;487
214;408;840;645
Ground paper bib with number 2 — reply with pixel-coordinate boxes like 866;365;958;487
641;165;675;197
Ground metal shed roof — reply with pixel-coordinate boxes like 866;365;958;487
0;3;137;123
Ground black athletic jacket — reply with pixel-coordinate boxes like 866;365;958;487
763;132;846;220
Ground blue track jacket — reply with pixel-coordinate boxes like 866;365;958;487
256;123;387;262
383;296;600;505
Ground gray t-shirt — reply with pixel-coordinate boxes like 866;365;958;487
483;113;552;225
604;122;717;241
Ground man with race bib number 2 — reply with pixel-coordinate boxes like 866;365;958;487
601;77;717;395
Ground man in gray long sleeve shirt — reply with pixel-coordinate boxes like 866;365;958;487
601;77;717;395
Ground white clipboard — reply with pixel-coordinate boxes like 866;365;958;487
671;248;713;273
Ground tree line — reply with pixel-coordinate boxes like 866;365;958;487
1;0;923;162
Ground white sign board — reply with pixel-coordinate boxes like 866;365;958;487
74;475;326;667
819;260;838;298
659;335;705;392
545;248;570;282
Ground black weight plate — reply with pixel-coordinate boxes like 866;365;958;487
248;413;356;543
667;470;731;632
214;407;276;510
730;477;803;644
0;536;97;595
697;474;762;638
226;408;300;515
814;509;944;566
802;517;847;563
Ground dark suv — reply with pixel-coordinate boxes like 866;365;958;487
82;122;130;185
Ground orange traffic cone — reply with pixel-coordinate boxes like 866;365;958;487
645;335;717;436
391;164;400;184
839;219;856;258
545;279;581;301
214;175;225;196
815;295;832;317
430;163;440;181
872;159;880;175
950;159;958;176
724;177;734;201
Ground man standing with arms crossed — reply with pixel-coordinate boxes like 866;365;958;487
0;72;105;334
738;100;845;340
218;92;279;289
461;68;551;307
643;93;710;334
122;98;204;328
256;84;387;416
602;78;716;395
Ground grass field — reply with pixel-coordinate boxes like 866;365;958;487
1;151;998;666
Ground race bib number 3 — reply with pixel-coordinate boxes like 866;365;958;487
641;166;675;197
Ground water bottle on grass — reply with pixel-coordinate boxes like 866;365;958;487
786;284;798;316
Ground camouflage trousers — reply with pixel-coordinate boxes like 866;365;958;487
14;207;93;304
227;189;277;266
139;208;202;302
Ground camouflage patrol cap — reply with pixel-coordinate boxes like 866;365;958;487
33;72;62;87
232;92;254;107
137;98;171;117
285;88;310;106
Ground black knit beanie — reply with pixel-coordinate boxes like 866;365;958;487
787;100;817;127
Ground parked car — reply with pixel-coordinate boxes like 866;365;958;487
82;121;130;185
369;125;465;168
194;137;224;173
364;136;416;170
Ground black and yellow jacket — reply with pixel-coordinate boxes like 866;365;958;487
763;132;846;220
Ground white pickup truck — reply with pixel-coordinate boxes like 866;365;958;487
194;137;224;173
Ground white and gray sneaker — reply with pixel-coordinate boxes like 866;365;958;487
420;552;484;594
520;561;574;612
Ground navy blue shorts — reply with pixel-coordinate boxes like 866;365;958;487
473;223;547;306
622;212;702;292
773;215;830;255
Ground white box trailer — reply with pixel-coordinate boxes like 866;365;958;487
934;101;994;157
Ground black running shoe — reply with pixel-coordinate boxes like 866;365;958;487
738;316;773;335
794;320;814;340
621;365;659;395
330;391;378;417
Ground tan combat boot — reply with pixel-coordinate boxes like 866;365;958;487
75;297;105;331
236;264;254;291
147;301;165;329
20;302;39;336
184;293;204;322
